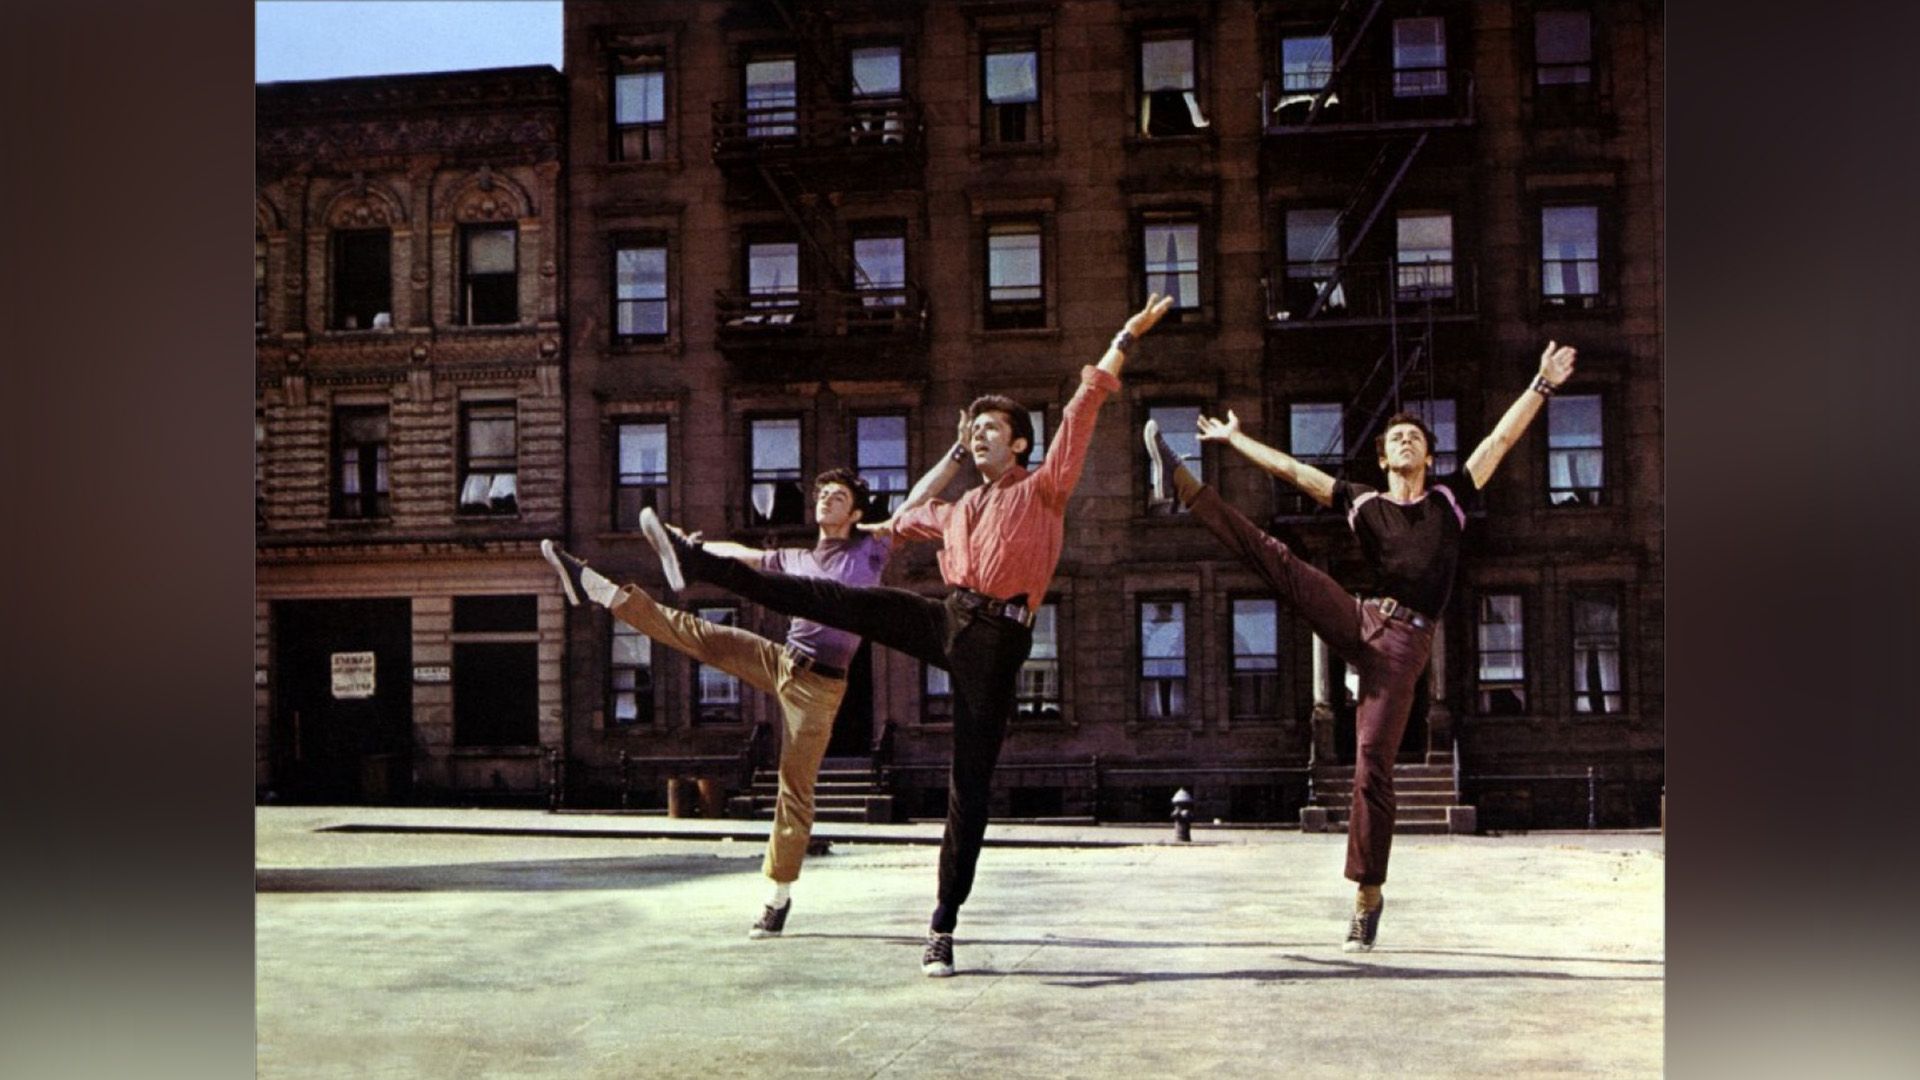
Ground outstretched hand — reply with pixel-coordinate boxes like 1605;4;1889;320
1539;340;1577;387
856;519;894;536
667;523;703;544
954;408;969;448
1196;409;1241;444
1125;293;1178;338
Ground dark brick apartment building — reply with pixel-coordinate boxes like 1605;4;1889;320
554;0;1662;829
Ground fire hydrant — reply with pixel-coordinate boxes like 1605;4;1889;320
1171;788;1194;842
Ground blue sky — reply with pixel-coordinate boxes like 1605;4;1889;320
255;1;562;83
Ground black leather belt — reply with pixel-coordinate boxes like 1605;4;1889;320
785;647;847;681
952;588;1036;628
1366;596;1434;630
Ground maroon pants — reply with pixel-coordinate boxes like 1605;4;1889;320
1188;485;1434;885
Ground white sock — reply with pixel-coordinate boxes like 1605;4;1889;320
581;566;618;607
767;882;791;909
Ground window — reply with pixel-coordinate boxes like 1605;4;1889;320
852;231;907;308
614;240;668;341
695;606;742;723
985;219;1044;329
748;417;805;527
855;414;909;516
615;421;669;529
1146;404;1202;514
1401;398;1459;475
1572;591;1624;715
1231;598;1281;721
744;55;797;139
983;38;1039;145
331;406;390;519
1477;593;1527;714
924;662;953;722
255;238;267;330
1139;599;1188;719
1541;206;1601;307
1016;602;1061;720
459;402;518;515
255;413;267;525
1282;209;1344;318
330;228;390;330
1139;32;1208;136
1392;17;1448;97
1395;212;1454;302
1141;213;1201;317
1272;34;1334;122
1284;402;1343;513
611;619;654;726
452;595;539;747
1027;407;1049;464
1547;394;1605;506
1535;11;1594;87
460;224;518;326
613;59;667;161
747;240;801;316
848;44;904;144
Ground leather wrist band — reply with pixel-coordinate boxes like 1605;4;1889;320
948;442;969;464
1530;374;1557;397
1111;329;1136;353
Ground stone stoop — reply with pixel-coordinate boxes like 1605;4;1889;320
1299;755;1478;835
727;766;895;824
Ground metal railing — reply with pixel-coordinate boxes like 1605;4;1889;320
714;283;928;342
1266;259;1479;325
713;96;924;161
1262;69;1475;133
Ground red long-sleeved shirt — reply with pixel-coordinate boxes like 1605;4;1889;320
892;365;1121;611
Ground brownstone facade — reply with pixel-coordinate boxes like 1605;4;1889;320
255;67;569;804
552;0;1663;827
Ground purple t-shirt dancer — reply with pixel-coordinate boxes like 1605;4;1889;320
763;532;894;669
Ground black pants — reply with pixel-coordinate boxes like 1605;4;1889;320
681;544;1033;932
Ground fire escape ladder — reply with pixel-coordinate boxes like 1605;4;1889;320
766;0;848;104
755;161;852;292
1304;130;1429;321
1301;0;1386;127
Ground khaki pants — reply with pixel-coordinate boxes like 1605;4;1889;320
610;586;846;883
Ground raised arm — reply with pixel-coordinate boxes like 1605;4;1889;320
860;410;967;537
1462;341;1577;490
1196;409;1338;508
1096;293;1176;382
666;523;768;568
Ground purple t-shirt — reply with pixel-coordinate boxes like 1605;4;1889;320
762;532;894;669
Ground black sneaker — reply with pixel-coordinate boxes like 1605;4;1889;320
1143;419;1176;507
637;507;686;592
539;540;591;607
748;900;790;940
921;931;955;978
1343;900;1384;953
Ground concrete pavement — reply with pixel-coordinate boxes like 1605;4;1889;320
256;807;1664;1079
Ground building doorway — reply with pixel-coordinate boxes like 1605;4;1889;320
825;640;874;758
270;598;412;804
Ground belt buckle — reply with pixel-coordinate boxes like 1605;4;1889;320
1379;597;1398;618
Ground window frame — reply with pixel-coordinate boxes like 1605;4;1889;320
1134;26;1210;140
852;412;911;518
609;614;655;728
1137;209;1207;322
745;415;807;529
1015;599;1063;722
329;227;392;332
1545;391;1608;507
612;234;670;344
458;222;519;327
1538;202;1606;310
692;605;744;724
330;404;391;521
614;419;670;530
1280;400;1345;515
922;660;954;724
1390;16;1450;99
458;401;520;517
1144;402;1204;516
1476;591;1530;715
610;55;669;163
983;217;1047;330
1570;586;1626;716
743;52;799;140
1137;595;1191;722
1229;596;1282;724
981;35;1042;147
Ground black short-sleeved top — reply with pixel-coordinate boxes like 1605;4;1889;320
1331;471;1478;619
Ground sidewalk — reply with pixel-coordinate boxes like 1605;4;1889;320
257;806;1664;1079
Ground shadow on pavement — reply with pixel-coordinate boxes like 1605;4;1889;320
1019;954;1662;988
804;933;1662;968
255;854;752;894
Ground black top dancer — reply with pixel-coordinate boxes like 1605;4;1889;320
1144;340;1577;952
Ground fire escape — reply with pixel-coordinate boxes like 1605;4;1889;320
1258;0;1480;478
709;0;929;379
